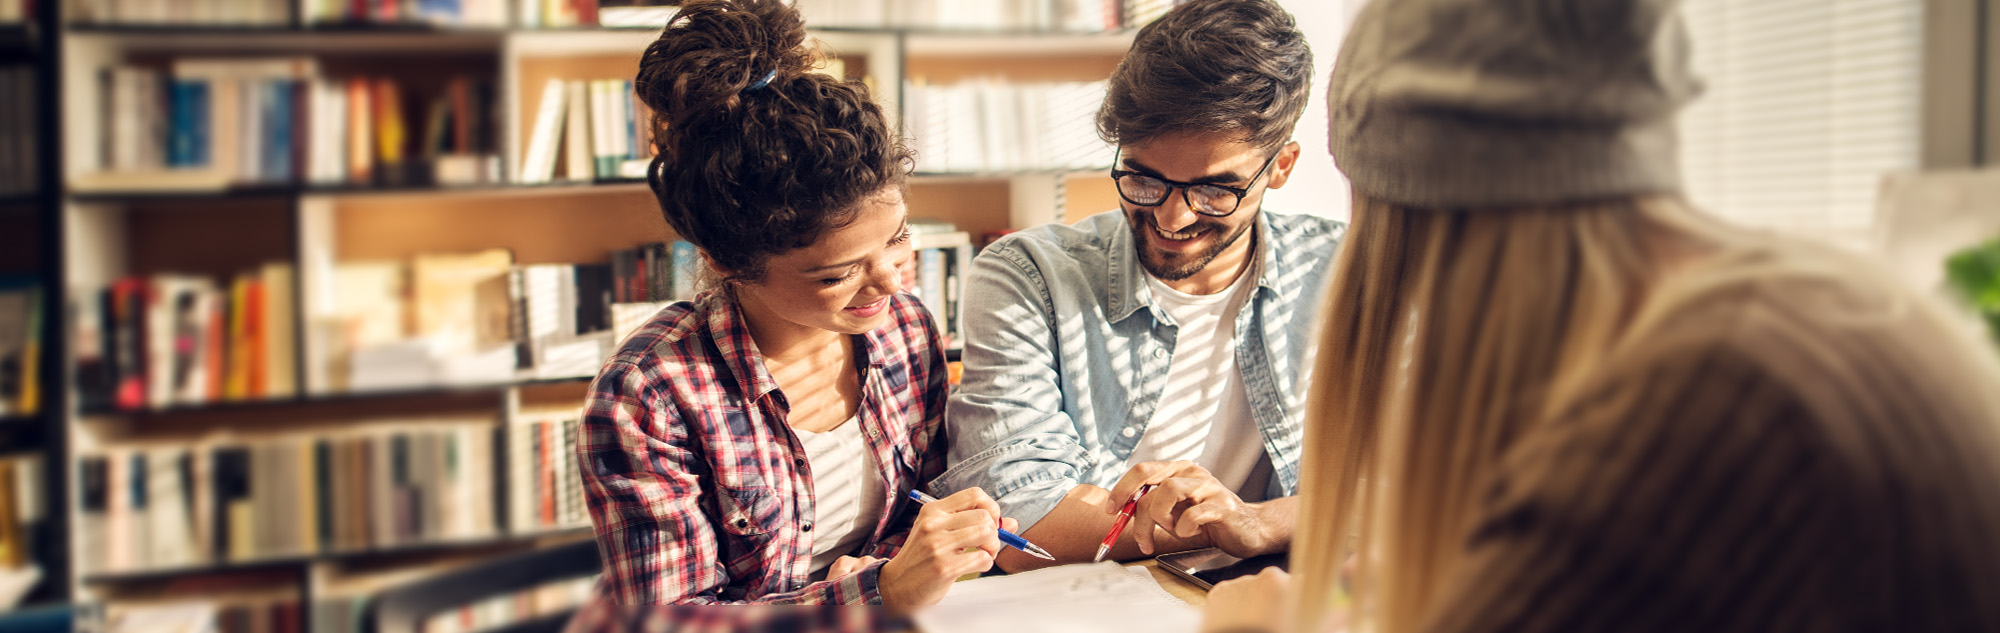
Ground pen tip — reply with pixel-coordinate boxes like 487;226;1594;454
1090;545;1107;563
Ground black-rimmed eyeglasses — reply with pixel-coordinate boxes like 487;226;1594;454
1109;149;1279;217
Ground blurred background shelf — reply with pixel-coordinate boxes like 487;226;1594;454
82;527;594;586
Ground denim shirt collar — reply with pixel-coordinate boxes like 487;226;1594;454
1107;210;1280;325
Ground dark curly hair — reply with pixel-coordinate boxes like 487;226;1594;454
637;0;911;281
1097;0;1314;151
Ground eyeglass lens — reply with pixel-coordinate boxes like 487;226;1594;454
1116;174;1240;214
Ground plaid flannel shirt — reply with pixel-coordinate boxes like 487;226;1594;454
579;290;950;604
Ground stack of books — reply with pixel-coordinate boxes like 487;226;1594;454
0;65;35;198
506;408;591;534
908;220;971;349
301;0;509;27
518;77;654;185
421;575;597;633
107;600;304;633
0;277;40;418
316;242;708;394
76;418;501;574
903;79;1114;173
84;58;501;193
72;263;298;412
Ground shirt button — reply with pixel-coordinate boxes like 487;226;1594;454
734;518;750;529
801;522;815;533
1153;349;1167;359
793;457;806;468
1121;427;1137;438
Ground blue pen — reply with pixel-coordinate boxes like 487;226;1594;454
907;490;1056;561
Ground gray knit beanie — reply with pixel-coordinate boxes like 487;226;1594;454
1327;0;1703;209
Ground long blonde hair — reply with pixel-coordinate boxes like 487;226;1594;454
1290;193;1723;633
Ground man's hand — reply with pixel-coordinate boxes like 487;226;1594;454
1106;461;1283;558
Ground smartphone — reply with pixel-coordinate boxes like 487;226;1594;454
1154;548;1289;590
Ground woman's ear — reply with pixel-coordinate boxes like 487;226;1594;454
698;249;741;286
1265;140;1304;190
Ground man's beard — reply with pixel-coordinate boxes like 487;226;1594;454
1127;210;1255;282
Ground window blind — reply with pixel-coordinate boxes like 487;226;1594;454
1677;0;1925;249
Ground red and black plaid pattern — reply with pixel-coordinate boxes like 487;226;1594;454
563;602;914;633
579;291;949;604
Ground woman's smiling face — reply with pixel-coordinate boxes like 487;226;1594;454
729;186;914;339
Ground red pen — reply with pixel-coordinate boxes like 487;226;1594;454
1094;484;1156;563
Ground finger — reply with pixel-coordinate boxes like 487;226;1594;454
999;517;1019;533
941;519;1005;556
1106;461;1194;513
1175;498;1235;539
1130;504;1161;555
929;488;1004;524
1139;478;1204;537
951;547;997;577
828;556;858;577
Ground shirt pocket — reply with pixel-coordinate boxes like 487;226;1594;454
713;483;779;581
714;483;776;537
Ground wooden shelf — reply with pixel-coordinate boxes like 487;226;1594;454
68;179;650;203
83;527;594;585
65;25;504;52
905;29;1134;56
79;375;593;419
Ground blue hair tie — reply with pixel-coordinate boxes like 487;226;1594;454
744;70;777;93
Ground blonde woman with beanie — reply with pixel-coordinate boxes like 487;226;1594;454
1203;1;2000;632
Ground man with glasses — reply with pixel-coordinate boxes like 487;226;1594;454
930;0;1344;570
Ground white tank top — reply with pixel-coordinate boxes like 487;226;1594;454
795;414;886;575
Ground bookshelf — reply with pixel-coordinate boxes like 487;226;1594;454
44;1;1153;629
0;0;66;615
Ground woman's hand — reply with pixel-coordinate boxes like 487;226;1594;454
827;555;881;579
1202;567;1293;633
878;487;1010;609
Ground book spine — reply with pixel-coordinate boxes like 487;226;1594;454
671;241;698;301
517;78;567;184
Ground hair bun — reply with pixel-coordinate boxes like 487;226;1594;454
636;0;815;141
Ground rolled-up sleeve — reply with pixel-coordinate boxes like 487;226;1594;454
934;247;1097;528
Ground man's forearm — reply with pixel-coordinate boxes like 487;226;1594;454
997;484;1211;572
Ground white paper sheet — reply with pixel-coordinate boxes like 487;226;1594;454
914;562;1199;633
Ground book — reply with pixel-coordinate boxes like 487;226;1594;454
562;80;592;182
670;241;700;300
82;420;500;573
0;278;37;417
517;78;569;184
410;249;516;354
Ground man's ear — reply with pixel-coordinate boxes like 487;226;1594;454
1264;141;1303;190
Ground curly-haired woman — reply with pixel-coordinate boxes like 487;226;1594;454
576;0;1011;606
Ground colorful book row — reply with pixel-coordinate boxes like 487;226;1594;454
87;58;499;193
73;264;297;412
77;420;501;574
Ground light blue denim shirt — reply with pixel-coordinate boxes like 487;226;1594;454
933;209;1346;526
